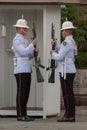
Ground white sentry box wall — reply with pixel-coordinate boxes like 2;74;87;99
0;5;60;119
42;5;61;119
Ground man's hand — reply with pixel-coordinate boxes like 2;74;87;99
50;50;55;55
32;39;38;46
34;47;39;53
50;39;57;45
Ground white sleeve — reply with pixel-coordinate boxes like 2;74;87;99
52;42;71;61
13;39;34;57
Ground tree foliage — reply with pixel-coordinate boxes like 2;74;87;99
61;5;87;69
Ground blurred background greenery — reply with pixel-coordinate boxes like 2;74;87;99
61;5;87;69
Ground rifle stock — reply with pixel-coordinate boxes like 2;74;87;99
32;23;44;83
36;68;44;82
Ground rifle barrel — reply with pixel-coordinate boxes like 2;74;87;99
32;23;44;83
47;23;56;83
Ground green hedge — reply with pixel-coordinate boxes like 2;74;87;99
61;5;87;69
75;52;87;69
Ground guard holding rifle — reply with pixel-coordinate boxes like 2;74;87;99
50;20;77;122
12;15;38;121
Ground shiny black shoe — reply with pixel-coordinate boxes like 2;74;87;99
25;116;35;121
57;116;75;122
17;116;35;122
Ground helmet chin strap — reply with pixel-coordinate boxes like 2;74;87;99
21;28;27;34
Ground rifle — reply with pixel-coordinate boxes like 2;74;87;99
46;23;56;83
32;23;45;83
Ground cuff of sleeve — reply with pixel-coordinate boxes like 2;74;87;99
52;52;56;59
30;43;35;50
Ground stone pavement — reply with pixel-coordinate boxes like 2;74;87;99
0;106;87;130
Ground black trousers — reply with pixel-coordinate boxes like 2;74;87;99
60;73;75;117
15;73;31;117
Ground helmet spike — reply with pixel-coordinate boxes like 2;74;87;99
65;17;68;21
22;14;24;19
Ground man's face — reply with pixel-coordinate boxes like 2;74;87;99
62;29;72;38
20;28;28;35
62;30;66;38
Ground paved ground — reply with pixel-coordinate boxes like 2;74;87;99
0;106;87;130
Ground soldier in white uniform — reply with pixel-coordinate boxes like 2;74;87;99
12;16;38;121
50;21;77;122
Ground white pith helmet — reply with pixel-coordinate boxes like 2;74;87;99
61;21;76;31
13;15;29;29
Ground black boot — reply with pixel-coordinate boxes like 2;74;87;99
57;116;75;122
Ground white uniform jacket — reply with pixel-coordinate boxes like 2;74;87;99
52;35;76;74
12;33;35;74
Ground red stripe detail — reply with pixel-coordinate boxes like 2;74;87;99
64;80;69;116
18;74;22;116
